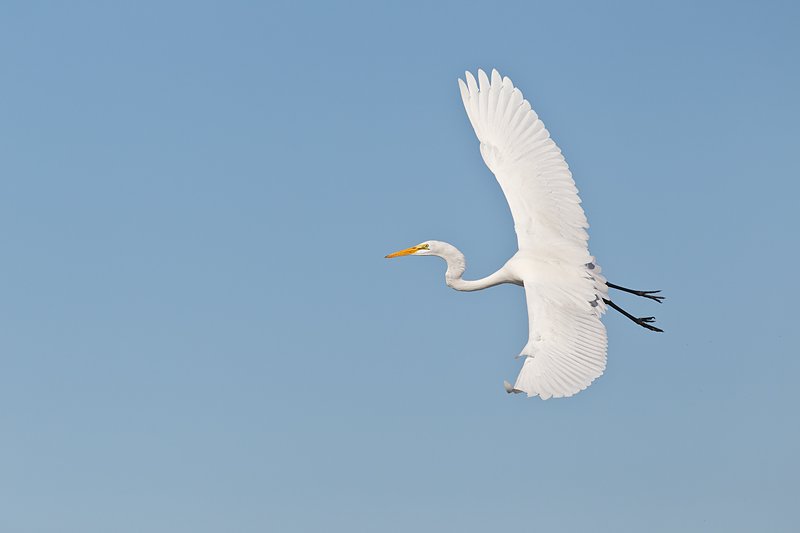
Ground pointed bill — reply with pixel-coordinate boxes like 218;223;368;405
385;245;422;258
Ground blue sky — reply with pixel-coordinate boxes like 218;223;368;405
1;1;799;531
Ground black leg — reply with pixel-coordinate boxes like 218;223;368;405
607;282;664;303
603;298;663;332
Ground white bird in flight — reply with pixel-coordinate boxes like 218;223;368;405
386;69;663;399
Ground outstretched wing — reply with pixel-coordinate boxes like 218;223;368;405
459;69;608;398
458;69;588;259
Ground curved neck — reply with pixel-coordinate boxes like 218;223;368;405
438;243;508;292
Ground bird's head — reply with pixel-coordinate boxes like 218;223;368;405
384;240;465;268
384;241;436;258
384;239;466;283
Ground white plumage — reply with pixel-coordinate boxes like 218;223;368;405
387;68;660;399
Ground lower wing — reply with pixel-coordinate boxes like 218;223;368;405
513;262;608;399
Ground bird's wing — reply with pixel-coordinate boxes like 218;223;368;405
513;261;608;398
458;69;588;259
459;69;608;398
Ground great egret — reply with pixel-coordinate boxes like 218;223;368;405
386;69;663;399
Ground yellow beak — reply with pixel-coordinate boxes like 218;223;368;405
385;245;422;258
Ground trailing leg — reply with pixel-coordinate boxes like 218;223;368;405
603;298;663;333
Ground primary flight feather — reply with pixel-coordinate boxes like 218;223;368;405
386;69;663;399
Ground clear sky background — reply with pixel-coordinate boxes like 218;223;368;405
1;1;798;531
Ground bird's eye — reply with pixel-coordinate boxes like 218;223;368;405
422;243;430;249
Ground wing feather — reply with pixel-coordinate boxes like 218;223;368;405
459;69;609;398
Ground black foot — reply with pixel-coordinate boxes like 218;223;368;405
632;290;665;303
635;317;663;332
604;298;664;333
607;283;665;303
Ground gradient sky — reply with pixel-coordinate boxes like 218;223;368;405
2;1;799;531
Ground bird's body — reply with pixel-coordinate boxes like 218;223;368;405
386;69;661;400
